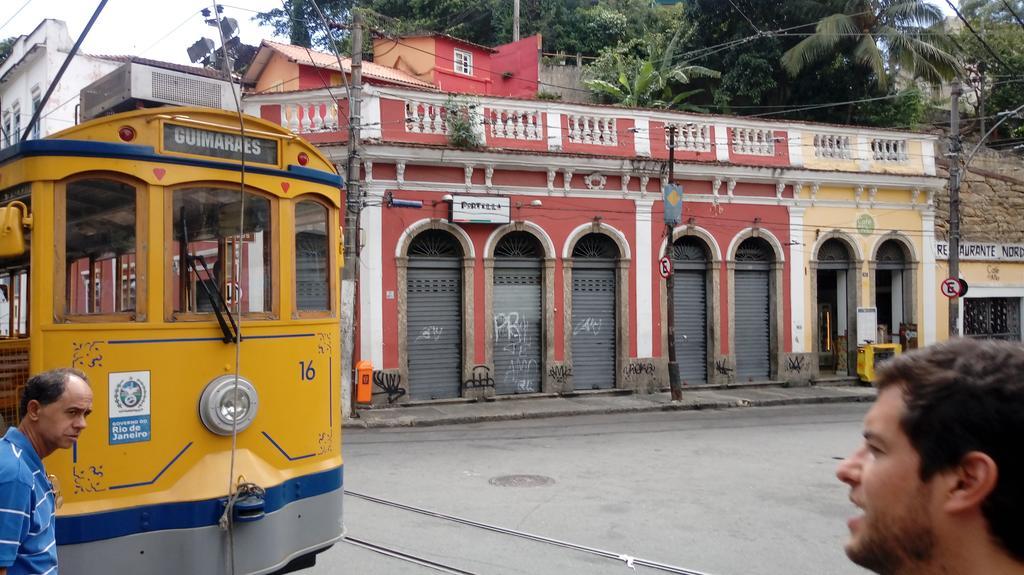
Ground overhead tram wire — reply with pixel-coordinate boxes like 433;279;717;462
726;0;762;34
209;2;249;573
136;9;208;60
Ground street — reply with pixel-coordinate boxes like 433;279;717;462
313;403;872;575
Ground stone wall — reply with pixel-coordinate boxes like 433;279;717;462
538;63;594;104
935;149;1024;243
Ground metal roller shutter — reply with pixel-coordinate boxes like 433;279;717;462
674;268;707;384
493;266;542;394
734;269;771;380
571;266;616;389
407;263;462;400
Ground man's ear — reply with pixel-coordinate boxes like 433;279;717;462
944;451;998;513
25;399;41;421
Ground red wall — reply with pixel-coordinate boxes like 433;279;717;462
649;181;791;358
378;172;638;369
727;128;791;167
489;35;540;98
377;167;792;373
298;64;337;91
433;37;493;94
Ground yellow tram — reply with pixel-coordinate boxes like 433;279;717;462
0;107;344;574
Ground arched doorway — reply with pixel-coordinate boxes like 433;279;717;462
673;236;711;384
734;237;773;381
493;232;544;394
815;238;857;375
406;229;463;400
874;239;911;344
570;233;619;390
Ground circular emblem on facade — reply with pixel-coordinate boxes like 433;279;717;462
856;214;875;236
114;378;146;410
584;172;607;191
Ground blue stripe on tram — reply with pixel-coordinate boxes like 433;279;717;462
55;466;343;545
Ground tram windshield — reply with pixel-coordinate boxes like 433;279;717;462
66;179;137;315
172;187;272;316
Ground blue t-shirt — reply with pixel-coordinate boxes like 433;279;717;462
0;427;58;575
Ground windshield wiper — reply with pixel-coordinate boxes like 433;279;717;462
188;254;239;344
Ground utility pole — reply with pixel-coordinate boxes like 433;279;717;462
664;125;682;402
342;13;363;416
513;0;520;41
948;79;963;338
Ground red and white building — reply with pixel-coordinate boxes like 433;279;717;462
242;34;946;409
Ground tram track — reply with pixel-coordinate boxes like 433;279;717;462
343;490;715;575
344;536;482;575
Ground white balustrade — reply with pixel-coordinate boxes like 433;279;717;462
731;127;775;156
871;137;909;163
665;121;711;152
486;108;542;141
281;101;339;134
813;134;853;160
405;100;448;135
566;114;617;146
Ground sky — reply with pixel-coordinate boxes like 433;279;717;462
1;0;962;67
1;0;289;65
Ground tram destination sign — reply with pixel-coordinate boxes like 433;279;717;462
935;241;1024;262
163;123;279;165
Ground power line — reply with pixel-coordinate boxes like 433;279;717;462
999;0;1024;30
0;0;34;35
945;0;1016;72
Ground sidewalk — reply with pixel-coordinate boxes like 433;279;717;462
343;383;877;428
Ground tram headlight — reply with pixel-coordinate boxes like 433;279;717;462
199;375;259;436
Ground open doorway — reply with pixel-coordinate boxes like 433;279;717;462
815;238;856;376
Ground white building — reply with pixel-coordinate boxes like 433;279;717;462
0;19;122;148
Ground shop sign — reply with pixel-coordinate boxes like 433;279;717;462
935;242;1024;262
449;195;510;224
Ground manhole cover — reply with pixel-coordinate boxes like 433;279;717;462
489;474;555;488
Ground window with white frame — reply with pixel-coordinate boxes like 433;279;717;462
11;103;21;143
1;112;10;148
454;49;473;75
30;87;42;140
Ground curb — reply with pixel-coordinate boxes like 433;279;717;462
343;391;874;429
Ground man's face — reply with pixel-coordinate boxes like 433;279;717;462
33;375;93;453
836;386;940;574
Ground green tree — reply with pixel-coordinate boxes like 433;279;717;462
0;36;15;66
781;0;961;88
254;0;352;49
956;1;1024;144
959;0;1024;24
584;30;719;110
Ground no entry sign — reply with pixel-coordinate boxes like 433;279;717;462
941;277;964;298
659;256;673;278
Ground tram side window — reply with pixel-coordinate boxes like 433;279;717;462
0;193;31;338
295;200;330;312
172;188;272;315
66;179;137;315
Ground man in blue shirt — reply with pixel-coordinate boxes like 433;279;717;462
1;368;92;575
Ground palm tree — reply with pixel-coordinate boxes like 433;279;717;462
584;29;720;110
781;0;961;88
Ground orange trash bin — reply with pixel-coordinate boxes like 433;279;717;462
355;360;373;404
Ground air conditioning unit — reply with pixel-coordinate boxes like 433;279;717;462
80;62;238;121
